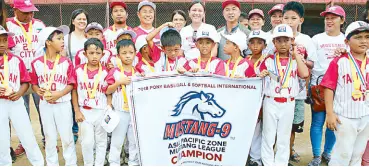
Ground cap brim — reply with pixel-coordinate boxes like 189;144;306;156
248;13;264;19
268;9;282;15
196;36;215;42
117;31;137;40
16;6;39;12
248;36;267;42
273;34;294;39
0;32;15;36
346;27;369;37
222;1;240;10
56;25;70;35
320;11;344;18
85;26;103;33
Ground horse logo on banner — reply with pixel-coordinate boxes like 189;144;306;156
172;91;226;120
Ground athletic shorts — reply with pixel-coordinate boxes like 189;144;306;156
292;99;305;133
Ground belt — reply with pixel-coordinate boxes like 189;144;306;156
0;96;8;99
265;96;295;103
83;106;93;110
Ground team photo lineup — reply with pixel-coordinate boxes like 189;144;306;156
0;0;369;166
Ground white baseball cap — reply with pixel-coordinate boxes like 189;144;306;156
196;29;218;42
138;0;156;11
221;31;247;52
101;107;120;133
85;22;104;33
345;21;369;39
115;29;137;40
248;30;268;42
272;24;293;39
0;26;14;36
135;35;148;53
37;25;69;52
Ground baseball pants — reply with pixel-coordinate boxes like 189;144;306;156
40;100;77;166
109;111;139;166
0;98;44;166
250;120;262;164
329;115;369;166
261;97;295;166
80;108;107;166
23;93;45;140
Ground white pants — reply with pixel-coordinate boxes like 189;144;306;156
261;97;295;166
250;120;262;164
40;101;77;166
329;115;369;166
109;111;139;166
80;108;107;166
0;98;44;166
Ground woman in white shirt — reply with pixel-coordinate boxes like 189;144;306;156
308;6;346;166
171;10;187;32
64;9;89;65
180;0;219;59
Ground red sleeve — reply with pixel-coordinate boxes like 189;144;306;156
8;36;15;49
18;58;31;83
184;61;192;71
245;60;257;78
74;50;82;66
320;58;339;91
149;44;162;63
30;61;38;85
135;61;144;74
106;68;117;85
66;59;76;86
215;60;226;76
73;68;78;89
259;59;268;72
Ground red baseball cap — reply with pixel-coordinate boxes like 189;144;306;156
13;0;39;12
320;6;346;19
268;4;284;15
222;0;240;10
249;9;264;19
110;1;127;10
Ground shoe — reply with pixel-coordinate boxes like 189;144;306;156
10;147;16;163
288;162;294;166
308;156;321;166
248;159;262;166
321;152;331;164
14;144;25;157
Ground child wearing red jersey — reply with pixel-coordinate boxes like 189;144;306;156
321;21;369;166
74;22;113;67
30;26;77;166
259;24;309;166
106;39;139;166
72;38;109;166
184;29;226;76
0;26;44;166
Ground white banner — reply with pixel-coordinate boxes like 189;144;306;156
127;74;263;166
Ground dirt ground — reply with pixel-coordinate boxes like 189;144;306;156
11;101;328;166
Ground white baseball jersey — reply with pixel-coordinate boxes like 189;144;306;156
103;25;133;55
74;49;113;67
311;32;346;86
136;60;155;75
184;57;226;76
260;54;301;98
6;17;46;70
133;26;160;46
225;58;256;77
74;64;109;110
320;54;369;118
154;55;188;72
30;56;75;103
0;53;30;95
106;67;136;112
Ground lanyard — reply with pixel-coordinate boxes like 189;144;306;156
43;54;60;91
348;53;367;98
248;55;263;69
274;53;292;88
15;19;33;50
164;56;178;71
83;64;102;99
112;24;128;33
118;65;135;111
197;56;212;72
226;57;242;78
142;58;155;72
0;53;9;89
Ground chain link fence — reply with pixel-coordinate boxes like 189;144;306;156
5;2;366;37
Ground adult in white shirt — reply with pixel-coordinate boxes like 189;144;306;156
308;6;346;166
64;9;89;64
180;0;220;59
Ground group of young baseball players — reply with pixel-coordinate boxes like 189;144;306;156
0;0;369;166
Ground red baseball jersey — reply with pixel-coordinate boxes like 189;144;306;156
246;55;264;74
259;54;301;98
74;49;113;67
74;64;109;109
103;25;133;55
30;56;75;103
106;67;136;112
135;60;155;75
224;58;256;78
184;57;226;76
320;54;369;118
6;18;46;70
0;53;30;97
133;26;160;45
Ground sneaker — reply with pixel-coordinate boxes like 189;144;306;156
321;152;331;164
308;156;321;166
10;147;16;163
14;144;25;157
248;159;262;166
